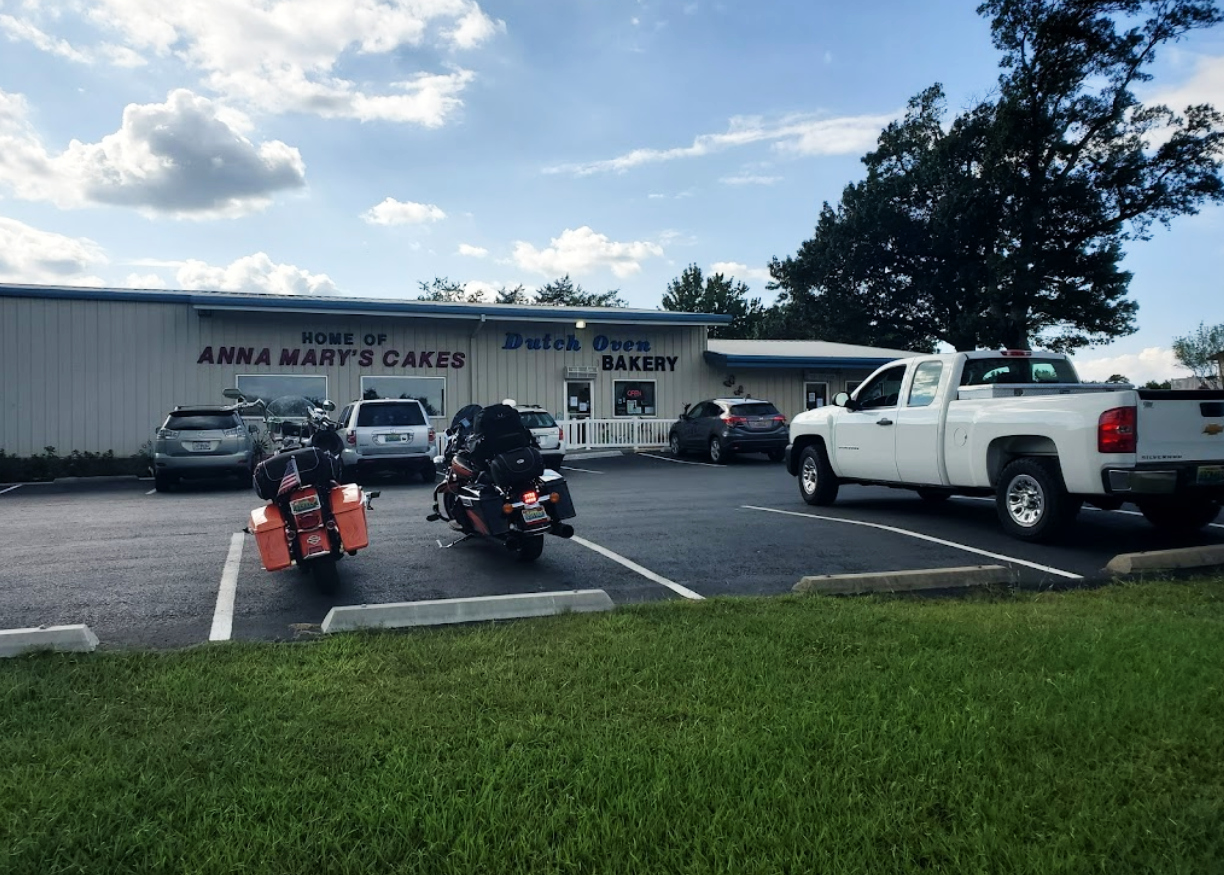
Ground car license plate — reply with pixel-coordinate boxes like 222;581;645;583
191;441;211;451
382;433;405;443
748;418;770;430
521;503;549;525
1197;465;1224;486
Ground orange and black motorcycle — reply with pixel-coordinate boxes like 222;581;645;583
227;391;377;592
428;403;575;563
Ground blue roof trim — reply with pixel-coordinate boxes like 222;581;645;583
704;351;895;369
0;283;733;325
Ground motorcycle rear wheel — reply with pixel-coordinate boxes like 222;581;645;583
311;556;340;594
513;535;545;562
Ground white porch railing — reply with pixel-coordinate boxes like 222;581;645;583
559;418;675;451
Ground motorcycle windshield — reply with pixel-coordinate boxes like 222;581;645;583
451;403;483;433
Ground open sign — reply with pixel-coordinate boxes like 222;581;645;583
625;389;643;399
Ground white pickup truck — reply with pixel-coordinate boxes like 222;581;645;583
784;350;1224;541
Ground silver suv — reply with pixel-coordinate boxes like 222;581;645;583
154;406;257;491
336;398;437;483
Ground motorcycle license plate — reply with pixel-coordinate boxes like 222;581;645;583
1197;465;1224;486
191;441;211;451
290;493;322;515
521;503;549;525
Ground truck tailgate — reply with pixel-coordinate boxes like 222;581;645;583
1136;390;1224;464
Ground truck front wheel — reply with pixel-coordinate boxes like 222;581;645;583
996;458;1080;542
1138;498;1221;534
798;445;839;506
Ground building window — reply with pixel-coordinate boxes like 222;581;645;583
804;382;828;410
613;380;656;416
360;376;445;417
235;374;328;408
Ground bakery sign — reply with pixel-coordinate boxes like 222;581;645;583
196;331;466;369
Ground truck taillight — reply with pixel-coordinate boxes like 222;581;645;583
1001;349;1033;357
1098;407;1136;453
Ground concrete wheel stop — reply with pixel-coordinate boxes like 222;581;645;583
321;589;615;633
0;624;100;658
794;565;1012;595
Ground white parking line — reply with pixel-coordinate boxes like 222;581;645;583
956;495;1224;529
209;533;245;642
637;452;724;468
0;485;23;495
145;488;157;495
741;505;1084;580
560;465;605;474
570;535;705;600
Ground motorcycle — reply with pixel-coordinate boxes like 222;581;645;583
427;402;576;562
224;390;378;592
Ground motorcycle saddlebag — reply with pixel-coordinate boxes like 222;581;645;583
249;504;292;571
540;469;577;520
458;484;510;536
489;446;544;489
253;447;340;500
329;483;369;551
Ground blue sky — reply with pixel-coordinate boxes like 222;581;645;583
0;0;1221;382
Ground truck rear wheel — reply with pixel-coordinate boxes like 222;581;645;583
996;458;1079;542
1138;498;1221;534
798;445;839;506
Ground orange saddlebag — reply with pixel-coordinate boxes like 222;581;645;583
250;504;292;571
330;484;369;551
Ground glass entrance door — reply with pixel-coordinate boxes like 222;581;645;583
566;381;593;419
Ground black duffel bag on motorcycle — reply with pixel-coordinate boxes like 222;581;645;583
489;446;545;489
253;446;341;500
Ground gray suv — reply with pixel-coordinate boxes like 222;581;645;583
154;406;258;491
336;398;437;482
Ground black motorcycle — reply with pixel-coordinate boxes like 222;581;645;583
427;403;576;562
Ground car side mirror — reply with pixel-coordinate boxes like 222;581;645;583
833;392;850;407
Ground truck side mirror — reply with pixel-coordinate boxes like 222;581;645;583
833;392;850;408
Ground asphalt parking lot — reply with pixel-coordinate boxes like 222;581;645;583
2;453;1222;650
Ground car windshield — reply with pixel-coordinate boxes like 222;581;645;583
165;412;238;431
358;402;426;427
730;402;779;416
518;411;557;429
960;358;1079;385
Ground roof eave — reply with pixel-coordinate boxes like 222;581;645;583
703;352;900;369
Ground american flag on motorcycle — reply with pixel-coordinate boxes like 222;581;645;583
277;457;302;496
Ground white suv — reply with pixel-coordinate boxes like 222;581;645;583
508;401;565;470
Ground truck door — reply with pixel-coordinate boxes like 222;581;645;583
834;364;906;481
894;360;947;485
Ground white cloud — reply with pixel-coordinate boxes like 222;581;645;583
123;272;168;288
545;111;896;176
720;174;781;185
512;226;664;278
710;261;772;283
457;243;488;257
175;253;339;296
1146;54;1224;112
0;88;306;217
362;197;446;225
0;216;107;284
3;0;503;125
1070;346;1190;384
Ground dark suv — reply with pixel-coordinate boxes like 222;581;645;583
669;399;788;463
154;406;258;490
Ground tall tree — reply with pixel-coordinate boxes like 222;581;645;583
534;275;627;307
416;277;483;303
661;264;766;339
771;0;1224;352
494;284;531;304
1172;321;1224;386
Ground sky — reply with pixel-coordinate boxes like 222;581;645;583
0;0;1222;384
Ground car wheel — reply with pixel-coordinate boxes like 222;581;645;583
421;464;439;484
669;432;684;457
709;438;731;464
798;445;838;506
995;457;1080;542
767;449;786;463
154;472;175;492
1138;498;1220;534
916;487;952;503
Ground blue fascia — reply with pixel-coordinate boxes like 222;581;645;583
703;352;896;370
0;283;733;326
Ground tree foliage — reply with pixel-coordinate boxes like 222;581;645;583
661;264;766;339
770;0;1224;352
494;284;531;305
1172;321;1224;386
534;275;627;308
417;277;484;303
1106;373;1130;383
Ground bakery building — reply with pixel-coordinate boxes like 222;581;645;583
0;283;917;457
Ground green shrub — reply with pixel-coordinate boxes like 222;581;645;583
0;446;150;482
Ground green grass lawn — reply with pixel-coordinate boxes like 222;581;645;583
2;581;1223;875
